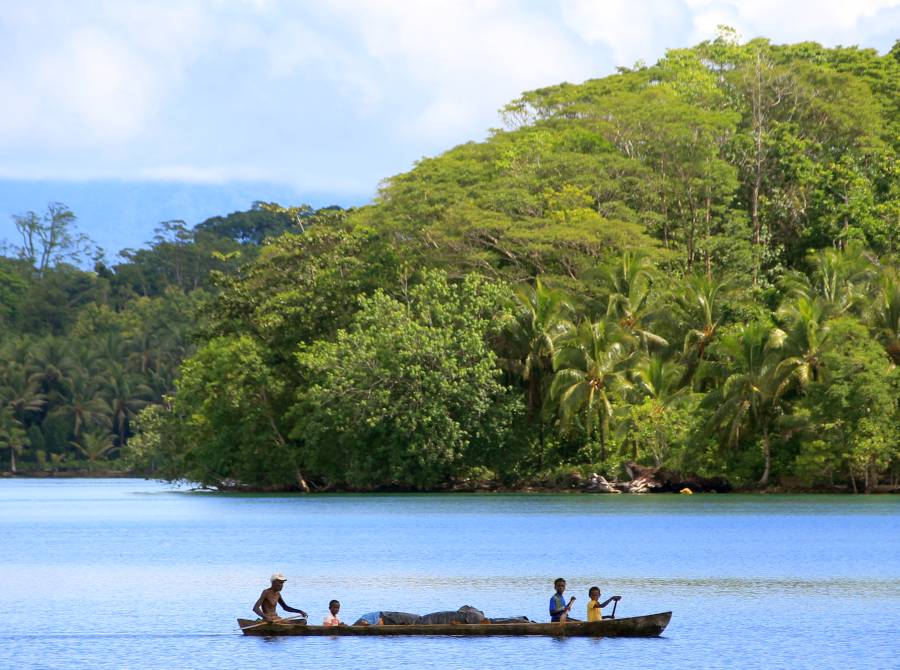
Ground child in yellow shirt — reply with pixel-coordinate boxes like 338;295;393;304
586;586;621;621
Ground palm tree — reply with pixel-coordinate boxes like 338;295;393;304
156;318;194;374
0;408;29;473
26;337;75;406
619;354;687;466
705;323;793;486
104;365;152;447
504;277;574;462
866;270;900;364
88;332;129;377
775;295;830;387
605;251;668;353
551;319;633;460
0;365;46;423
145;367;177;400
672;273;729;387
53;372;112;438
127;327;158;375
634;355;685;404
71;431;117;467
787;244;875;319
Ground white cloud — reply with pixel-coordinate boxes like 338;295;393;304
561;0;900;68
680;0;900;46
560;0;689;67
320;0;598;141
0;2;212;149
0;0;896;190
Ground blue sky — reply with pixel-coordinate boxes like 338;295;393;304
1;0;898;259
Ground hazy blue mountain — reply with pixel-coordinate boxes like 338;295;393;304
0;179;369;260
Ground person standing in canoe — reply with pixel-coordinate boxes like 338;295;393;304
586;586;621;621
549;577;577;622
252;573;308;623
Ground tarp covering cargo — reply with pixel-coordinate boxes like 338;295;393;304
415;606;485;625
352;611;420;626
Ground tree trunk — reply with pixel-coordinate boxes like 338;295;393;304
296;471;311;493
865;457;877;494
538;419;546;471
599;417;607;463
118;413;127;448
10;447;16;474
758;428;771;486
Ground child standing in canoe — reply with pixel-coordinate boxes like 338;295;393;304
586;586;621;621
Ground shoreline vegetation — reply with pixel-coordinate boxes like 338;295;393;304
3;470;898;495
1;32;898;495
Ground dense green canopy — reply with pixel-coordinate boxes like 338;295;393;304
2;33;898;490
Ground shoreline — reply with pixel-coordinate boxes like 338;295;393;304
2;470;898;494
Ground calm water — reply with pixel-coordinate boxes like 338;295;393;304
0;479;897;669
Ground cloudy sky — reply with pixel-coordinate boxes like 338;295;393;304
1;0;898;256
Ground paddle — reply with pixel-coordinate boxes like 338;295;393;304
240;615;308;631
558;596;576;623
610;597;618;619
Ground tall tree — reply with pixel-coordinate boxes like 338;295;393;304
71;431;117;466
671;273;730;388
54;372;111;438
605;252;667;352
504;277;574;463
866;270;900;364
551;319;632;461
104;365;151;447
0;408;28;473
705;323;793;485
11;203;97;276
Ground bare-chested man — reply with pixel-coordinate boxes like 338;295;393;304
252;573;308;622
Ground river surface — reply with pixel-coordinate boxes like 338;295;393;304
0;479;897;669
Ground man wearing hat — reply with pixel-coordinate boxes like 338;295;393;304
252;573;308;623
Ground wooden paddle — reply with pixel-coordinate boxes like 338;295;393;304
610;597;619;619
240;615;308;631
558;596;576;623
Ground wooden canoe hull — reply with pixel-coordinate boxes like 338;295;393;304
237;612;671;637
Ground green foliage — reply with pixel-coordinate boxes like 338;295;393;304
0;408;29;473
0;258;29;327
795;318;899;491
121;405;186;479
551;319;632;460
169;335;300;488
293;272;523;488
203;223;400;362
9;203;97;275
194;202;301;244
2;34;898;491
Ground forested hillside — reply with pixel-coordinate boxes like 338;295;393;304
2;33;898;491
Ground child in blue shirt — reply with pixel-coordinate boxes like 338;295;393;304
549;577;577;622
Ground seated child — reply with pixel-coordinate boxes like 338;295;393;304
323;599;342;626
586;586;621;622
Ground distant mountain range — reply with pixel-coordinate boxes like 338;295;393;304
0;179;369;260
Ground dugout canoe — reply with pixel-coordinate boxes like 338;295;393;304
237;611;671;637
